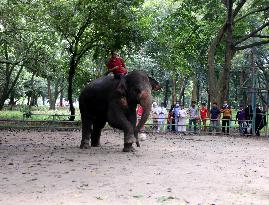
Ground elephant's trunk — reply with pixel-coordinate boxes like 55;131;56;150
136;89;152;132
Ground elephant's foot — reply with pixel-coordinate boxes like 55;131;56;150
125;136;136;144
123;143;136;152
91;142;100;147
80;141;90;149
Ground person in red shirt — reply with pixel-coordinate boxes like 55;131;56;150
136;104;145;131
106;50;128;79
200;102;208;131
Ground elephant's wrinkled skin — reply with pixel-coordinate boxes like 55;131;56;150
79;70;160;152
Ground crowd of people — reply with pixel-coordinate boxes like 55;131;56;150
137;100;267;136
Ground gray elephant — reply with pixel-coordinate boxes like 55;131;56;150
79;70;160;152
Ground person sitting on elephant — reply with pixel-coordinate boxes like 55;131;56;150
106;50;128;79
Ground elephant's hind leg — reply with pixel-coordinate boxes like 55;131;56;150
80;116;92;149
91;121;106;147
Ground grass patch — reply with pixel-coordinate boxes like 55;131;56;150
0;106;81;121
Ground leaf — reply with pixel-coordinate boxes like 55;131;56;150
133;194;144;198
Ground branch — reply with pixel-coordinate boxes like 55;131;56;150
251;35;269;38
233;0;247;17
234;5;269;23
234;21;269;45
75;16;92;41
0;60;21;65
6;65;24;98
235;39;269;50
77;42;100;62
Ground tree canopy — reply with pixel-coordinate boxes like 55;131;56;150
0;0;268;116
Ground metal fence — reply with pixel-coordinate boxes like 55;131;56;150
0;113;268;137
0;113;80;131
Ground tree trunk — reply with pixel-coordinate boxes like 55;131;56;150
163;79;169;107
219;0;233;103
178;78;186;104
207;0;234;106
191;76;198;102
42;95;45;106
60;85;64;107
172;77;177;105
0;43;24;110
47;78;52;108
8;93;15;110
68;56;77;121
239;68;248;107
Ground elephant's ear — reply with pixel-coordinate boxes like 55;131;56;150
115;78;127;96
148;76;161;91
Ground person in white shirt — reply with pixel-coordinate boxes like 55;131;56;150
178;104;187;134
151;102;159;131
157;103;167;133
188;101;199;133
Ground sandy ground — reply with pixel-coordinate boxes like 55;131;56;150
0;130;269;205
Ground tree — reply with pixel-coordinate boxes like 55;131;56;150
207;0;269;105
47;0;144;120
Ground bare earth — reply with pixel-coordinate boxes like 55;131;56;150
0;130;269;205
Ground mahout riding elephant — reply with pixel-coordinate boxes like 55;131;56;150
79;70;160;152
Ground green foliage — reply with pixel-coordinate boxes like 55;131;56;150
0;0;268;112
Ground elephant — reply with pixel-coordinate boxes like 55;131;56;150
79;70;160;152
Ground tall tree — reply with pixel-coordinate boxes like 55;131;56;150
47;0;144;120
207;0;269;105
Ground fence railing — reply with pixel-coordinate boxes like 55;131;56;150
0;113;268;137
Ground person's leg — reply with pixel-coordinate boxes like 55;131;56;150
212;120;218;134
162;119;165;132
209;120;213;133
203;119;207;131
175;117;179;132
238;122;242;134
182;119;187;132
189;119;192;132
157;119;160;133
178;119;182;132
222;119;226;133
194;119;197;133
226;119;230;135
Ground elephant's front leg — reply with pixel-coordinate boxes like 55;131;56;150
127;107;140;147
107;104;136;152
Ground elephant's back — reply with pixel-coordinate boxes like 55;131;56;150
79;76;116;114
81;76;116;97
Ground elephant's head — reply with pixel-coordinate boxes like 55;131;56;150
117;70;160;134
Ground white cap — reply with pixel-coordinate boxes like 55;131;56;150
176;103;179;106
153;102;157;106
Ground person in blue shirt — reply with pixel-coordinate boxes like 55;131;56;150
235;105;246;135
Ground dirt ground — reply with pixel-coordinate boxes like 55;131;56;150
0;130;269;205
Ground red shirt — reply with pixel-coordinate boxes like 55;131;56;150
107;56;127;75
200;107;208;119
137;105;143;116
